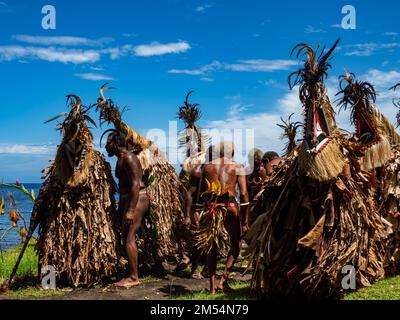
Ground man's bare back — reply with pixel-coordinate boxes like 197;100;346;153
202;158;240;199
197;145;249;294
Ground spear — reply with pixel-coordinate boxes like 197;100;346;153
0;183;39;291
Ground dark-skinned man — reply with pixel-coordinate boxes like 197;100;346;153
194;142;250;294
105;131;150;288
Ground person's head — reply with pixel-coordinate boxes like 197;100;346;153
213;141;235;160
262;151;279;166
104;131;126;157
248;148;263;169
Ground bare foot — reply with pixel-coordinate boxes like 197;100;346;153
217;277;233;292
191;270;204;280
209;288;217;295
114;277;141;289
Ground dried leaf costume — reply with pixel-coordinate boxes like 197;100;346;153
96;84;184;262
337;75;400;275
338;76;400;275
247;116;300;224
24;96;119;288
195;180;237;253
382;84;400;274
249;39;389;299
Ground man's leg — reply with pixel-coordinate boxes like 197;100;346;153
191;246;204;279
218;208;241;291
190;211;204;278
115;194;149;288
207;244;218;294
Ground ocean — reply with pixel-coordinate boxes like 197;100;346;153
0;183;41;252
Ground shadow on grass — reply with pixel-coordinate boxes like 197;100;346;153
170;280;257;300
159;284;193;297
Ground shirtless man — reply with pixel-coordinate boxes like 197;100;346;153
105;131;150;288
196;142;249;294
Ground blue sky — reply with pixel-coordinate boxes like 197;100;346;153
0;0;400;182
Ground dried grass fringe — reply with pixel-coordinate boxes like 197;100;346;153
298;138;347;182
361;135;392;171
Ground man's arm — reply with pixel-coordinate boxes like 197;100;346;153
124;153;141;223
185;167;202;226
237;164;250;230
185;185;196;225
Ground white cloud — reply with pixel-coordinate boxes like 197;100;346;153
169;59;297;76
304;25;325;34
0;39;191;65
384;32;398;36
74;73;115;81
225;59;298;72
168;61;222;75
168;68;205;75
343;42;400;56
0;45;101;64
195;4;213;13
259;79;277;86
363;69;400;87
330;24;342;28
133;41;191;57
200;77;214;82
12;35;114;47
0;144;54;155
228;104;250;118
89;66;105;71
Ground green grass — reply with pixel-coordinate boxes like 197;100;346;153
0;241;63;298
0;241;38;281
343;275;400;300
4;287;65;298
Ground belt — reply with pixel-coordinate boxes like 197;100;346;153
205;202;238;216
